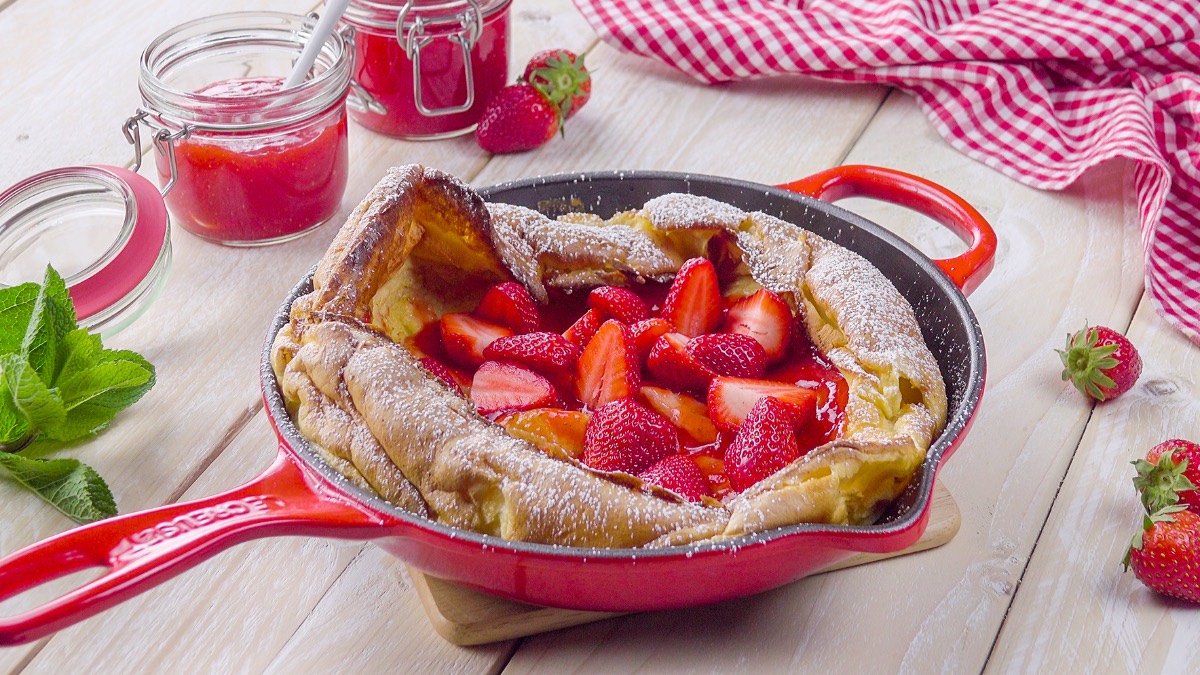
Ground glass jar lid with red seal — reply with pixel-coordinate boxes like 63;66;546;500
0;166;172;338
128;11;354;246
342;0;513;140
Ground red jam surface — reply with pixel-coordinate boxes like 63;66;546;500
347;13;509;138
158;76;349;244
403;278;848;500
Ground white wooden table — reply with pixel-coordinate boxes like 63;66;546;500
2;1;1198;672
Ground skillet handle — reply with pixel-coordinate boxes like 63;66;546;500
778;165;997;296
0;447;388;646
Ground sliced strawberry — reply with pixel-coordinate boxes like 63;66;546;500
767;352;848;445
470;361;558;415
498;408;591;460
417;357;465;396
639;385;718;445
474;281;540;334
440;313;514;368
588;286;649;324
685;333;767;379
646;332;715;394
576;320;640;409
483;331;581;383
724;397;803;492
583;398;678;474
629;317;674;363
563;308;604;349
721;289;793;363
639;454;710;502
659;257;723;337
707;376;819;433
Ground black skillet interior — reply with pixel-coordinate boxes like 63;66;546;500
261;170;985;557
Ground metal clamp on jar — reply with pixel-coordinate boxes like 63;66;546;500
342;0;512;139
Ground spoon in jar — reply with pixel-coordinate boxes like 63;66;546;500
284;0;352;89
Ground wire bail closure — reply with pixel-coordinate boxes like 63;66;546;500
121;110;191;197
334;22;387;116
396;0;483;117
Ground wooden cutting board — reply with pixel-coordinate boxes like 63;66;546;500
409;481;960;645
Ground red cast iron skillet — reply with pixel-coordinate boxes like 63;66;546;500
0;165;995;645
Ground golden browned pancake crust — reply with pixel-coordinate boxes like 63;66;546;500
272;165;947;548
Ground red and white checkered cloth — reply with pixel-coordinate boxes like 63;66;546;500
573;0;1200;344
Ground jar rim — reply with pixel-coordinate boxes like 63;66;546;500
0;166;172;337
345;0;512;32
138;11;352;132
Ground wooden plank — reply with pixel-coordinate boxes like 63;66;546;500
409;482;958;646
501;93;1144;673
262;547;516;674
985;296;1200;673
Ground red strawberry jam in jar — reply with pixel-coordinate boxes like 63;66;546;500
129;12;352;246
342;0;512;139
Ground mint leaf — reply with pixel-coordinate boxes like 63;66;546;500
54;355;155;440
21;267;76;384
0;369;31;446
58;328;103;378
0;265;155;523
1;352;65;436
0;452;116;523
0;282;40;355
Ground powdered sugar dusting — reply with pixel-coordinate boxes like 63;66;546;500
486;201;679;293
804;234;947;439
644;193;746;231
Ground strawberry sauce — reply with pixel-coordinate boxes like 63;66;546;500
401;276;847;500
158;76;349;244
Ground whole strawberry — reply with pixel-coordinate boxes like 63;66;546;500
475;83;560;154
583;398;678;475
724;396;803;492
1125;506;1200;603
523;48;591;119
1134;439;1200;514
639;453;710;503
1056;324;1142;401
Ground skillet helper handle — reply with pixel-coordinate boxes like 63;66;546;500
778;165;997;296
0;449;386;646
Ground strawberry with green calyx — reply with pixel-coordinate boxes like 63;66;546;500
523;48;592;120
1056;323;1142;402
1124;505;1200;603
1134;439;1200;514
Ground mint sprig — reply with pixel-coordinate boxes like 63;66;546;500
0;266;155;523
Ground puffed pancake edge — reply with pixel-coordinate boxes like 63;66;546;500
271;164;947;548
